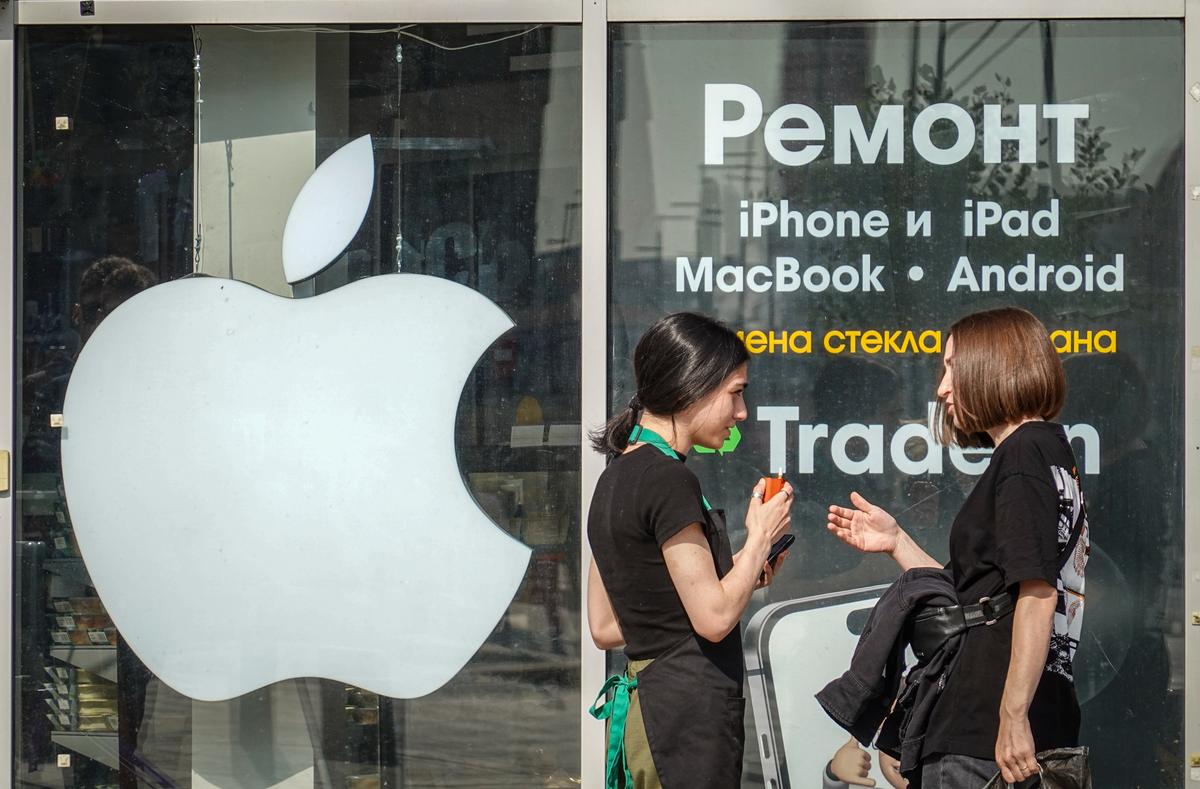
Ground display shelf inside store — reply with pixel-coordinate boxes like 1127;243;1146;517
50;731;119;771
49;646;117;683
43;557;92;588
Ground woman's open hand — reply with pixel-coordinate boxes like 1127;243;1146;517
827;491;900;554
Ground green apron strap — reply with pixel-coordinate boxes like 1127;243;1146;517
628;426;714;512
589;673;640;789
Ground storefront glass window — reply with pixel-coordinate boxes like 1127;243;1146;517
16;23;582;788
609;20;1183;789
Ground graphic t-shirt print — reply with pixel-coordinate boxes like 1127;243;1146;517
1048;464;1089;680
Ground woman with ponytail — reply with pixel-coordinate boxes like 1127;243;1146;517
586;312;794;789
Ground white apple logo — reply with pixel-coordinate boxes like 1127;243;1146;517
60;135;532;702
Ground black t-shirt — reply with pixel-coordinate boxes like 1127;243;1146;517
587;445;711;660
925;421;1090;760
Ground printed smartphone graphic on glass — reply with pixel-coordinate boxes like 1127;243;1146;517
745;586;894;789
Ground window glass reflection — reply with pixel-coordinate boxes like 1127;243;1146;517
610;20;1183;789
17;23;581;788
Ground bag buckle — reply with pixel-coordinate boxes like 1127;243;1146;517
977;596;998;626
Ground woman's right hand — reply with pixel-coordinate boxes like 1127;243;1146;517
745;478;793;549
827;491;900;554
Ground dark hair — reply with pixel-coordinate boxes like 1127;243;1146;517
934;306;1065;448
77;256;159;340
80;255;157;304
590;312;749;457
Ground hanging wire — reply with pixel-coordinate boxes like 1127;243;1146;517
228;23;543;51
394;25;542;51
394;35;404;271
224;138;234;279
191;26;204;274
186;23;542;279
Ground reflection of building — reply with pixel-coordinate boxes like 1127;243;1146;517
0;5;1193;789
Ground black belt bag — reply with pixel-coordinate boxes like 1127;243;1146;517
908;591;1014;663
909;491;1085;666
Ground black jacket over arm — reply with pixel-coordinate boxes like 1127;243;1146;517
815;567;962;781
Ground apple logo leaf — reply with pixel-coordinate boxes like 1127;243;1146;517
59;135;533;702
281;134;375;284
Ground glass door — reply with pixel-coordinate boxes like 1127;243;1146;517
15;22;583;789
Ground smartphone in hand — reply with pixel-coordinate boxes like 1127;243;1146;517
766;533;795;568
759;471;793;579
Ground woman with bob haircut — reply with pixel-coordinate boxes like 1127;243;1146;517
827;307;1090;787
586;312;793;789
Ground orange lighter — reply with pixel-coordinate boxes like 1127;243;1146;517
762;470;786;501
